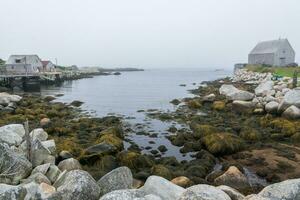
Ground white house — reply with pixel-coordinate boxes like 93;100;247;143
248;39;296;67
5;55;43;74
41;60;56;72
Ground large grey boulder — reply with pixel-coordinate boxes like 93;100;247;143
30;128;48;141
257;178;300;200
282;105;300;119
51;170;100;200
58;158;82;171
217;185;245;200
219;84;254;101
278;88;300;112
22;182;45;200
0;184;27;200
255;81;274;96
31;138;52;167
265;101;279;114
178;184;231;200
141;175;185;200
99;189;146;200
0;93;22;106
0;124;25;146
0;143;32;184
97;166;133;196
41;140;56;155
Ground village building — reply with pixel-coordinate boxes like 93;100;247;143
248;39;296;67
41;60;56;72
5;55;42;74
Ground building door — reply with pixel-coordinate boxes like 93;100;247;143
280;58;286;66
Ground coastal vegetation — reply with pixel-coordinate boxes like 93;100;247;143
245;64;300;77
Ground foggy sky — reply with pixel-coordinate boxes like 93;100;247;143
0;0;299;69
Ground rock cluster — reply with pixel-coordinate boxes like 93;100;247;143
0;123;300;199
0;92;22;113
219;69;300;119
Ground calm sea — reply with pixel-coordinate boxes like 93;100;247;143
40;68;232;160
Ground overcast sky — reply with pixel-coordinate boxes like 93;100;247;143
0;0;299;69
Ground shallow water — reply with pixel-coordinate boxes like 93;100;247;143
40;68;232;160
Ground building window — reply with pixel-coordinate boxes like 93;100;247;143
15;59;21;63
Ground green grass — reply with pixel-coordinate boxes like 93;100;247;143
245;64;300;78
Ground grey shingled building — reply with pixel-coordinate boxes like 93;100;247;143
248;39;295;66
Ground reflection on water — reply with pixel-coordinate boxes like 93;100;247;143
38;68;232;161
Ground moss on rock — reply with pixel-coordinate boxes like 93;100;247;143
212;101;226;111
203;133;245;155
151;164;173;180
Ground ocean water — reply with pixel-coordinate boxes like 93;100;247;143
40;68;232;160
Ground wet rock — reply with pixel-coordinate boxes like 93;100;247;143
158;145;167;153
232;100;255;113
178;184;231;200
70;100;84;107
100;189;146;200
265;101;279;114
0;184;26;200
52;170;100;200
278;88;300;112
0;124;25;146
97;166;133;196
0;143;32;184
282;105;300;119
217;185;245;200
30;128;48;141
141;176;186;200
255;81;274;96
219;84;254;101
214;166;250;191
171;176;193;188
257;178;300;200
84;142;117;155
58;158;82;171
170;99;181;105
150;149;159;155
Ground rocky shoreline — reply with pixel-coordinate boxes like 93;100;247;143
1;68;300;199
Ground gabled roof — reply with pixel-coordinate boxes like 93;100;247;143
6;54;42;65
249;39;293;55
